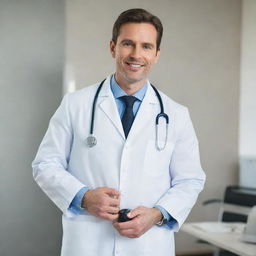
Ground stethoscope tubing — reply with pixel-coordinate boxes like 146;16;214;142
87;79;169;150
89;79;106;134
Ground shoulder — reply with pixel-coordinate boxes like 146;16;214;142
60;82;102;116
156;89;188;115
65;82;100;102
155;89;195;137
154;88;192;131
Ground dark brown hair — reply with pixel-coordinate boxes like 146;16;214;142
112;8;163;50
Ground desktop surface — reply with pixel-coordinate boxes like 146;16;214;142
181;222;256;256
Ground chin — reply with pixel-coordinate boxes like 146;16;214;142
123;73;147;84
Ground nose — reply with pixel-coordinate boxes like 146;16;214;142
130;45;141;59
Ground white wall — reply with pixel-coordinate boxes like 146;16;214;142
65;0;241;254
0;1;64;255
239;0;256;157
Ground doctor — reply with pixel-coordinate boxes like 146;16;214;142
32;8;205;256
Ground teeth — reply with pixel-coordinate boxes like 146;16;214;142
130;64;142;68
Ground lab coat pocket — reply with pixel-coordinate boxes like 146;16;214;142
61;214;113;256
144;227;175;256
143;140;174;177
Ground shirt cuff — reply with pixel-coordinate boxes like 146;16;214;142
69;187;90;215
154;205;177;229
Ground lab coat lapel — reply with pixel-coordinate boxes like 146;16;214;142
98;77;125;139
127;83;158;140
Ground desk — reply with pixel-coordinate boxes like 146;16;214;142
180;222;256;256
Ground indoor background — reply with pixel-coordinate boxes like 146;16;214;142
0;0;255;255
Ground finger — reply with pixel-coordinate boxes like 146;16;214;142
114;218;137;230
113;223;140;238
119;228;140;238
97;195;119;208
106;206;120;214
108;197;120;207
113;221;119;228
109;194;119;199
101;213;119;221
127;207;143;219
112;219;118;224
99;196;119;208
104;188;120;198
99;204;119;213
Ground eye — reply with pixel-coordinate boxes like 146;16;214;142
122;41;132;47
143;44;153;50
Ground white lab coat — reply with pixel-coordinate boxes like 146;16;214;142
32;75;205;256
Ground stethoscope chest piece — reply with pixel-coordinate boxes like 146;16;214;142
86;135;97;147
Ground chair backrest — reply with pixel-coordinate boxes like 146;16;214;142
219;186;256;223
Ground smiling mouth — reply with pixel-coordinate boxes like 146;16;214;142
126;62;145;68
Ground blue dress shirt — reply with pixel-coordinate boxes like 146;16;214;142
69;75;177;229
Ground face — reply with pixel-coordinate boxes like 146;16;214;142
110;23;160;87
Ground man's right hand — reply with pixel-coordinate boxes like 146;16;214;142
82;187;120;221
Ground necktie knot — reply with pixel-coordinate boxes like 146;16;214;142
120;96;137;108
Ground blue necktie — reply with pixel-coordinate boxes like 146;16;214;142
120;96;137;138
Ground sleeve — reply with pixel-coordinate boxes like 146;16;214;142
69;186;90;215
32;94;86;216
154;205;177;229
155;107;206;231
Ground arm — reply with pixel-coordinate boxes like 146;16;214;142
155;107;206;231
32;94;120;219
32;95;86;216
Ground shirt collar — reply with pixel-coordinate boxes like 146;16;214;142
110;74;148;101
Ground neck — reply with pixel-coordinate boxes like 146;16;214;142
114;73;147;95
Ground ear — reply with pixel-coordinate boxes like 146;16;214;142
110;40;116;58
154;49;161;64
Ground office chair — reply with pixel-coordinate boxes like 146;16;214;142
201;185;256;256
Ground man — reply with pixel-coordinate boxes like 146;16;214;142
32;8;205;256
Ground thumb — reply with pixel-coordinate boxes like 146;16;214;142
127;207;142;219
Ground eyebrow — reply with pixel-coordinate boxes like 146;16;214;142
120;39;155;48
120;39;134;44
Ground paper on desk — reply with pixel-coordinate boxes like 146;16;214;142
191;222;241;233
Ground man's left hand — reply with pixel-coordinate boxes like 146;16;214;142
113;206;162;238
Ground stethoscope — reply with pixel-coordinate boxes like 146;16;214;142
86;79;169;151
